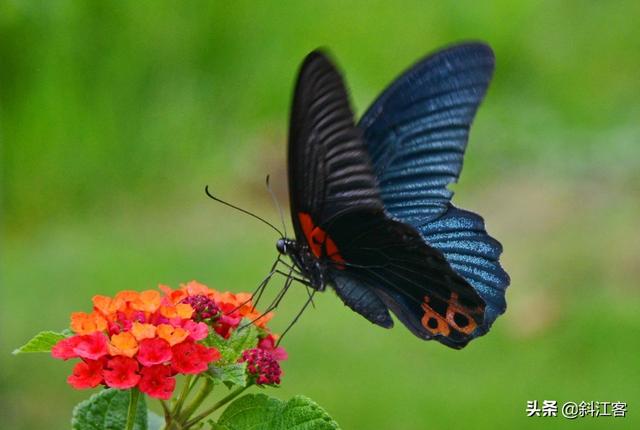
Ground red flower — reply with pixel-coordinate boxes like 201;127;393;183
240;348;282;385
67;359;103;389
103;356;141;389
138;365;176;400
137;338;172;366
51;336;82;360
171;340;220;374
73;332;109;360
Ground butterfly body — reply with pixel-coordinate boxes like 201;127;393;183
279;43;510;349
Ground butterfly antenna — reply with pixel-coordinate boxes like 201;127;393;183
265;175;288;238
205;185;284;237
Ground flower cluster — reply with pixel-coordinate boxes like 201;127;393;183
52;281;287;398
241;348;283;385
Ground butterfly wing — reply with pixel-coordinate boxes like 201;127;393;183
287;50;488;347
358;42;509;337
326;209;486;348
287;51;382;231
287;51;392;327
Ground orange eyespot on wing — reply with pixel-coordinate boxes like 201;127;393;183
421;293;482;336
421;298;451;336
298;212;346;269
444;292;479;335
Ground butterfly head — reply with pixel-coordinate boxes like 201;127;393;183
276;238;297;255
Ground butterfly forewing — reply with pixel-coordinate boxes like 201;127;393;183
287;51;382;239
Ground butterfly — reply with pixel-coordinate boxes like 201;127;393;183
274;42;510;349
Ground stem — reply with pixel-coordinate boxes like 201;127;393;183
183;385;250;429
125;389;140;430
159;400;173;429
178;377;214;422
172;374;195;417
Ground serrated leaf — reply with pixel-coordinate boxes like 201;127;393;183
217;394;282;430
217;394;340;430
226;323;258;360
71;388;148;430
207;362;248;387
275;396;340;430
13;331;67;354
204;321;258;364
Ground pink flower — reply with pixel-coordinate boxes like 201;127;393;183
67;359;104;389
258;334;288;361
73;332;109;360
103;356;141;389
182;320;209;341
138;365;176;399
51;336;82;360
137;338;172;366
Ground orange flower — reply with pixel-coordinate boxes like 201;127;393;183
111;290;141;314
131;322;156;341
183;280;211;297
92;295;115;316
244;310;273;328
108;331;138;357
71;312;108;335
159;284;188;305
156;324;189;346
160;303;194;319
133;290;161;313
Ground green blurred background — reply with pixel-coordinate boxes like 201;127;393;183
2;1;639;429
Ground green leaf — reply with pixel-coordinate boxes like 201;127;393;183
13;330;67;354
204;321;258;364
71;388;148;430
217;394;340;430
275;396;340;429
209;422;230;430
207;362;248;387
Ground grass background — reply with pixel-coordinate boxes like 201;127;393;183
2;1;639;429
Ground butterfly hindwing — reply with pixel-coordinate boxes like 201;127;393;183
324;208;485;348
418;205;509;335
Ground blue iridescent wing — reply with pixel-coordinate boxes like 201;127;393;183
359;43;494;223
419;205;509;334
358;43;509;337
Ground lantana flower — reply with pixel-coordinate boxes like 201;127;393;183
51;281;287;399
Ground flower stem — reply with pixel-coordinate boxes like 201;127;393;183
172;374;194;417
125;389;140;430
178;377;214;422
183;384;251;429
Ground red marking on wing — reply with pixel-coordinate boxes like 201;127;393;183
298;212;346;269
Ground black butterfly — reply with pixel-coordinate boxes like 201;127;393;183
274;43;509;349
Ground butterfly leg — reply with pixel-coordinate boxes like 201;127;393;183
276;284;318;346
226;255;281;315
239;266;296;329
